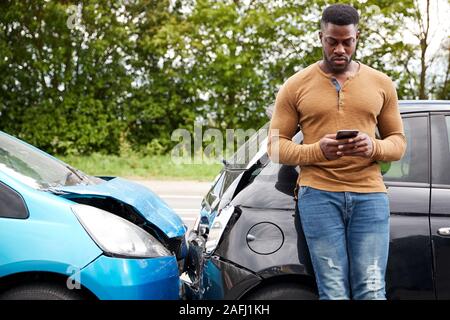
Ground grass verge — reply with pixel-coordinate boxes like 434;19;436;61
59;153;223;181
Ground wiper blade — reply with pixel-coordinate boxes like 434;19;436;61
40;186;67;194
65;165;85;181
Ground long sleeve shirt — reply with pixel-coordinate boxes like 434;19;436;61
268;61;406;193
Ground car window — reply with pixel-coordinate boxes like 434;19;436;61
383;116;429;184
226;122;269;169
0;132;101;190
212;172;225;197
0;182;29;219
446;116;450;152
431;115;450;185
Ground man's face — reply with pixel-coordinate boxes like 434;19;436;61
319;23;359;74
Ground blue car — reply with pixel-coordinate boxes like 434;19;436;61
0;131;187;300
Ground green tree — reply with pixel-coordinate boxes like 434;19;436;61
161;0;419;134
124;0;197;153
0;1;136;154
0;0;444;158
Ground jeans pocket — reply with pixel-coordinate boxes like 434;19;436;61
299;186;311;198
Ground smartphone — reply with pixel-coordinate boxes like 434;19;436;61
336;129;359;140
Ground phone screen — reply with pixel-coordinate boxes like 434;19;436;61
336;130;359;140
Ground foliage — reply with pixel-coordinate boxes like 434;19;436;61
0;0;445;156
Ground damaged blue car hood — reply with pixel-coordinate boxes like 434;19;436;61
58;177;185;238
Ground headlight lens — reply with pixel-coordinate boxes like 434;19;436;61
205;205;235;254
71;204;171;258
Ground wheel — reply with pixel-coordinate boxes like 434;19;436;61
245;283;318;300
0;283;85;300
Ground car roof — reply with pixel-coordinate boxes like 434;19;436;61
265;100;450;118
399;100;450;113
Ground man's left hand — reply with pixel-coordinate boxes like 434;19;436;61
336;133;373;158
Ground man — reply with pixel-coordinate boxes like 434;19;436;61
268;4;406;300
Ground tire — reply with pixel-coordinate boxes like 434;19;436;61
0;283;85;300
245;283;318;300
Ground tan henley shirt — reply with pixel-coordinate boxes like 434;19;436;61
268;61;406;193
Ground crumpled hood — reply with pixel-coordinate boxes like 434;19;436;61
58;177;185;238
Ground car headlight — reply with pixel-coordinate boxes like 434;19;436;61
205;205;235;255
71;204;171;258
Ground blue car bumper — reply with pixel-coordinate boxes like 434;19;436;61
80;255;180;300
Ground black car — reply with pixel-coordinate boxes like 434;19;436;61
181;100;450;300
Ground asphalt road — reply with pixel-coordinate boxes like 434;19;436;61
133;179;212;230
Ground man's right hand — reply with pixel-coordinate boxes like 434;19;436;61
319;134;343;160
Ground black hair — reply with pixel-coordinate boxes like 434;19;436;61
321;4;359;28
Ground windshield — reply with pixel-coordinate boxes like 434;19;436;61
226;122;269;169
0;132;101;190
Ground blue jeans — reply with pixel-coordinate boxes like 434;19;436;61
297;186;390;300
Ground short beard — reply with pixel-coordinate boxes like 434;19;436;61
323;52;353;74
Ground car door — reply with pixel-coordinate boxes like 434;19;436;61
430;112;450;299
383;113;434;299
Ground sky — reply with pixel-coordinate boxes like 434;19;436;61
404;0;449;58
402;0;450;86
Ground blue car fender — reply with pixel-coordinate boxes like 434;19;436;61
0;176;102;279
